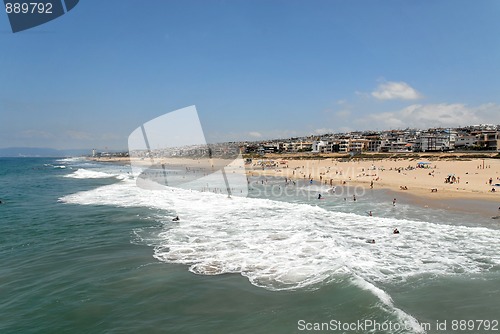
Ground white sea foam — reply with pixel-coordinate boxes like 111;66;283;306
60;177;500;333
64;168;118;179
60;179;500;287
60;178;500;332
351;276;425;333
56;157;86;163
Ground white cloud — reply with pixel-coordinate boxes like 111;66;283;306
365;103;500;129
249;131;262;138
372;81;422;100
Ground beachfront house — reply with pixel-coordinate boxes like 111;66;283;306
339;138;349;152
365;137;382;152
474;130;499;151
349;138;368;152
312;140;337;153
414;130;454;152
259;143;281;154
311;140;325;153
454;135;477;149
337;138;368;153
279;141;313;152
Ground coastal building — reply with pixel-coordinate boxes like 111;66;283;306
337;138;368;153
311;140;326;153
475;130;499;151
365;136;382;152
454;135;477;149
339;138;349;152
258;143;281;154
239;124;499;155
275;141;313;152
349;138;368;152
312;140;338;153
414;134;450;152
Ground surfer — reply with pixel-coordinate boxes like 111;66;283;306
367;239;375;244
172;216;180;222
393;228;400;234
368;211;372;216
318;194;322;200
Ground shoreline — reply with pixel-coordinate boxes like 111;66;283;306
247;156;500;203
87;155;500;215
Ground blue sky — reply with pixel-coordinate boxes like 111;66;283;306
1;0;500;150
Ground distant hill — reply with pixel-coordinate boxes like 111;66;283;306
0;147;92;157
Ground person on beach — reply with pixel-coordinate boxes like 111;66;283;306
370;180;373;189
172;216;180;222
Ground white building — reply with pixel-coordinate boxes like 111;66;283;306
415;134;452;152
454;135;477;148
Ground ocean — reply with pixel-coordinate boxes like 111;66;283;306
1;157;500;334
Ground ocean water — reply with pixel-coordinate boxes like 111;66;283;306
1;157;500;334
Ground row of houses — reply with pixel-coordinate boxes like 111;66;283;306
244;125;500;154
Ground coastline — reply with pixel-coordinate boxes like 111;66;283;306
249;155;500;201
87;154;500;215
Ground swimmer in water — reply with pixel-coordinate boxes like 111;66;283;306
172;216;180;222
393;228;400;234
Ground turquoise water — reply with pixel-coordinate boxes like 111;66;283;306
1;157;500;333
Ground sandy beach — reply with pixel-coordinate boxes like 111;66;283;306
253;155;500;201
89;154;500;204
